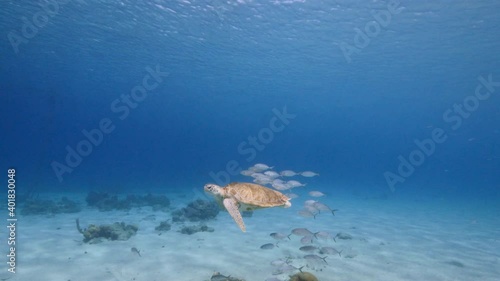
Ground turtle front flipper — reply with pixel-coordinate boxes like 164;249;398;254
223;198;246;232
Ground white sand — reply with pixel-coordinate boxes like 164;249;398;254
3;190;499;281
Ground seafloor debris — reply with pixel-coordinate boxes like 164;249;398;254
76;220;138;243
172;199;219;222
21;197;81;215
85;191;170;211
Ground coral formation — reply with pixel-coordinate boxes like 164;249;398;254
155;220;172;232
21;197;81;215
289;272;319;281
78;221;138;243
85;191;170;211
179;224;214;235
172;199;219;222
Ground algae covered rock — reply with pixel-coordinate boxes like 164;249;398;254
179;224;214;235
21;197;81;215
82;222;138;243
155;220;172;232
172;199;219;222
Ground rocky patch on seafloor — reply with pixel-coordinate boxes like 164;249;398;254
179;224;214;235
76;219;138;244
154;220;172;232
85;191;170;212
172;199;219;222
20;197;81;215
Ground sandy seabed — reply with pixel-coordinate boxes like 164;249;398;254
1;189;499;281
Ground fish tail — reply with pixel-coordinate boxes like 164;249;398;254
338;250;343;257
298;266;304;272
321;256;328;264
287;234;292;240
331;209;338;216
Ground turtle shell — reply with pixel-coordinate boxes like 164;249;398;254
224;182;290;208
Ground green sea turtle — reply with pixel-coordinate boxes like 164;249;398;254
204;182;291;232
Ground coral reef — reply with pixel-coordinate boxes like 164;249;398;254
85;191;170;211
21;197;81;215
179;224;214;235
77;221;138;243
289;272;319;281
172;199;219;222
155;220;172;232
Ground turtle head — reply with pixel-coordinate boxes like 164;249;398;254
204;184;223;197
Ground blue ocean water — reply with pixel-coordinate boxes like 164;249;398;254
2;0;499;198
1;1;500;279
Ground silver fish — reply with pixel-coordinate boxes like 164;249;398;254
308;191;325;197
319;247;343;257
270;232;291;240
272;182;290;191
304;199;318;206
260;243;276;250
240;169;255;176
286;180;306;188
300;235;315;245
313;202;338;216
300;171;319;177
131;247;141;257
270;259;286;266
303;254;328;264
297;209;316;219
251;163;273;172
272;265;303;275
210;272;232;281
264;171;280;178
314;231;335;242
280;170;298;177
299;245;318;252
291;228;313;236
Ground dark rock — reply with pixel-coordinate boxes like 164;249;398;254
179;224;214;235
155;221;171;232
21;197;81;215
172;199;219;222
82;222;138;243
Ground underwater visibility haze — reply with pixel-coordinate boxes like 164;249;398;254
1;0;499;280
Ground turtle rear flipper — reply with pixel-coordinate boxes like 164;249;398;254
223;198;246;232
